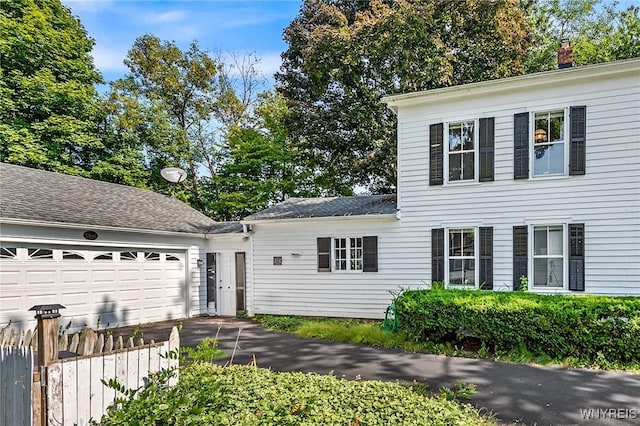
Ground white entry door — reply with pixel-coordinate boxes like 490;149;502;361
217;252;236;316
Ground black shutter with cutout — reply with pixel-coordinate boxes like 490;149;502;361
479;118;495;182
363;236;378;272
569;224;585;291
430;123;444;186
569;106;586;175
431;228;444;282
317;237;331;272
514;112;529;180
513;226;528;290
479;227;493;290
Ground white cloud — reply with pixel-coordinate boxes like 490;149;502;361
141;10;188;25
257;52;283;78
91;45;129;74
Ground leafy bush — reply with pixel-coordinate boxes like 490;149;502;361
257;315;305;332
96;362;493;425
395;289;640;367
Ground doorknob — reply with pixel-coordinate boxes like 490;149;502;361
219;286;222;289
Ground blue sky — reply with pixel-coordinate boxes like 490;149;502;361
61;0;303;86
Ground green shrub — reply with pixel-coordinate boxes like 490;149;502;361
96;363;494;425
256;315;305;332
395;289;640;367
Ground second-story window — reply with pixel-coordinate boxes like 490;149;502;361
448;120;475;182
533;110;566;176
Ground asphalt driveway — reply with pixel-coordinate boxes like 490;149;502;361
112;317;640;425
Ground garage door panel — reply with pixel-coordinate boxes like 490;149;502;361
94;269;117;282
1;246;187;329
26;270;56;285
0;270;20;286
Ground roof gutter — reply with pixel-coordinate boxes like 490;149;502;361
0;217;209;239
242;213;398;225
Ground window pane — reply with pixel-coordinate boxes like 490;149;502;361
534;258;548;286
462;122;474;150
449;259;475;285
534;143;564;176
449;230;462;256
547;258;563;287
548;226;563;256
462;229;474;256
534;114;549;144
534;227;547;255
449;259;463;284
449;124;462;151
462;152;474;180
0;247;18;259
463;259;475;285
28;248;53;259
449;153;461;181
549;111;564;142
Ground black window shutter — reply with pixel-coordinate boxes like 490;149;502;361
363;236;378;272
569;106;586;175
479;117;495;182
317;237;331;272
479;227;493;290
431;228;444;282
569;224;585;291
514;112;529;180
513;226;528;290
429;123;444;186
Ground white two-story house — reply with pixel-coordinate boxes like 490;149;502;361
243;58;640;319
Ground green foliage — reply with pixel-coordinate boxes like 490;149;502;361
96;362;493;425
524;0;640;72
181;337;226;364
518;276;529;292
277;0;531;194
439;381;477;402
395;289;640;368
204;92;319;220
257;315;305;332
256;315;424;351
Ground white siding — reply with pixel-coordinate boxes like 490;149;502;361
250;217;429;319
396;65;640;295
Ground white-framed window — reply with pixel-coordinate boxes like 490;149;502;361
445;228;477;287
333;237;363;272
532;109;567;177
532;225;565;288
447;120;477;182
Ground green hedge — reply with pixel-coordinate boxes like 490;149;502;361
395;289;640;365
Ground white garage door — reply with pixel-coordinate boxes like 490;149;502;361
0;245;187;330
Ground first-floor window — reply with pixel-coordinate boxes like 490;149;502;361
334;237;363;271
533;225;564;287
448;228;475;286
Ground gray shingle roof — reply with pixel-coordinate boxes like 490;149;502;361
0;162;233;234
244;194;397;221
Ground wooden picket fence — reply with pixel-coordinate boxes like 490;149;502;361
0;323;179;426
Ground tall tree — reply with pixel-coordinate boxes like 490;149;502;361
0;0;149;185
204;92;318;220
0;0;98;173
277;0;531;194
111;35;265;210
525;0;640;72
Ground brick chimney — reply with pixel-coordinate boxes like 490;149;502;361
558;38;573;69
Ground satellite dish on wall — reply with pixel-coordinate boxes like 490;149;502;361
160;167;188;183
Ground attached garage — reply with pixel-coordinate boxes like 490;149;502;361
0;162;231;329
0;245;188;329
